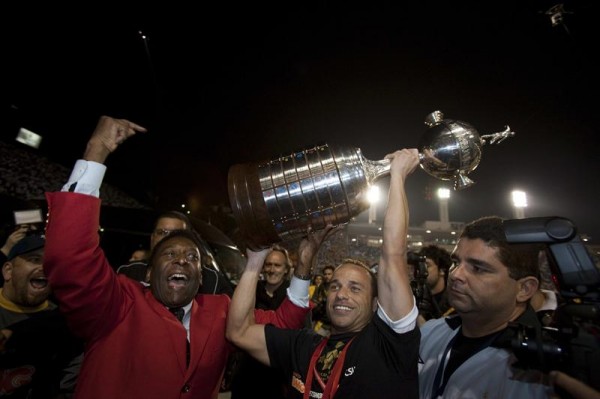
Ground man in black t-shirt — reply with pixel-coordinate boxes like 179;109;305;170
227;149;421;399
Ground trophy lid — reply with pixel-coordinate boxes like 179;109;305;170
418;110;483;189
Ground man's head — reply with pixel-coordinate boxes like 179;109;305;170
448;216;541;332
419;245;452;294
147;230;203;308
262;244;292;288
2;234;50;308
129;248;150;262
150;211;192;250
321;265;335;283
326;259;378;334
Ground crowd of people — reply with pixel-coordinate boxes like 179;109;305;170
0;115;598;399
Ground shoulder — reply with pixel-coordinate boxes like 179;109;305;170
421;316;456;339
363;316;421;352
195;293;231;308
116;261;147;272
265;324;318;348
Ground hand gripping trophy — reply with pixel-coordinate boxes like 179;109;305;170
228;110;515;248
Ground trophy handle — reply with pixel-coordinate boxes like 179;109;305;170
363;152;478;191
362;154;427;184
480;125;515;145
364;150;481;187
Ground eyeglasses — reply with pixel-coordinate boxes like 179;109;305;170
153;228;174;237
264;262;284;267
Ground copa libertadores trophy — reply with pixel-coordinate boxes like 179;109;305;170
228;110;515;248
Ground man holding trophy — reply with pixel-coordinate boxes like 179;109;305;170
227;148;422;399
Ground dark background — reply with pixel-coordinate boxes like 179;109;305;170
2;1;599;242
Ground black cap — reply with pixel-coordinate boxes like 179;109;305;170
7;234;45;261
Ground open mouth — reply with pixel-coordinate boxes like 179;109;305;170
30;277;48;289
167;273;189;289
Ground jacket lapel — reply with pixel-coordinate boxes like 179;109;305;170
145;290;189;372
186;296;219;377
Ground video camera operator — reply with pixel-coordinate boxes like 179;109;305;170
407;245;453;326
502;216;600;398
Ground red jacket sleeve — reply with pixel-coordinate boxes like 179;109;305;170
44;192;128;341
254;297;313;329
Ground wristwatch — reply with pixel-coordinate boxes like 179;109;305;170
293;271;312;280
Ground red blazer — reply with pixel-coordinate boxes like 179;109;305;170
44;192;307;399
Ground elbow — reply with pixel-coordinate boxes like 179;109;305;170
226;319;248;346
225;327;235;343
225;320;240;343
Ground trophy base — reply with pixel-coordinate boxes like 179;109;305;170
228;162;280;249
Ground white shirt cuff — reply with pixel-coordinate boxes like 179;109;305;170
286;276;310;308
377;297;418;333
61;160;106;198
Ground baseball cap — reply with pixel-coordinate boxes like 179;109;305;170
7;234;45;261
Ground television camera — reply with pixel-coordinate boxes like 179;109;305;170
502;216;600;391
407;251;434;317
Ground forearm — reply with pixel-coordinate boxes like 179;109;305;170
286;245;313;308
382;172;409;259
378;162;413;320
291;224;335;306
83;136;112;163
294;246;314;280
226;253;270;363
227;256;261;340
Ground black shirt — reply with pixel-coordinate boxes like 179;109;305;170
265;313;420;399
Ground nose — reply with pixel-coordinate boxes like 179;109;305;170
174;254;189;265
448;262;464;281
335;286;349;300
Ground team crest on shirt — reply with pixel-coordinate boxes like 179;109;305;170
291;372;305;393
0;366;35;395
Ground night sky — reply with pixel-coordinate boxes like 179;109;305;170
3;1;599;241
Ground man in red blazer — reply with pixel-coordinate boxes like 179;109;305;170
43;116;311;399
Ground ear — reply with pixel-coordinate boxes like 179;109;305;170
516;276;539;303
2;262;13;282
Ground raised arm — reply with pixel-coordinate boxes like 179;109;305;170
296;225;335;281
226;247;270;364
377;149;419;321
44;116;146;339
227;226;334;365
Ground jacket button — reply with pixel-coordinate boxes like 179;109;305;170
181;384;191;393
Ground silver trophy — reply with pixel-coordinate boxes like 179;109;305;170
228;110;515;248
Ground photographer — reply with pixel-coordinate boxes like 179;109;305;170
410;245;453;325
502;216;600;397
